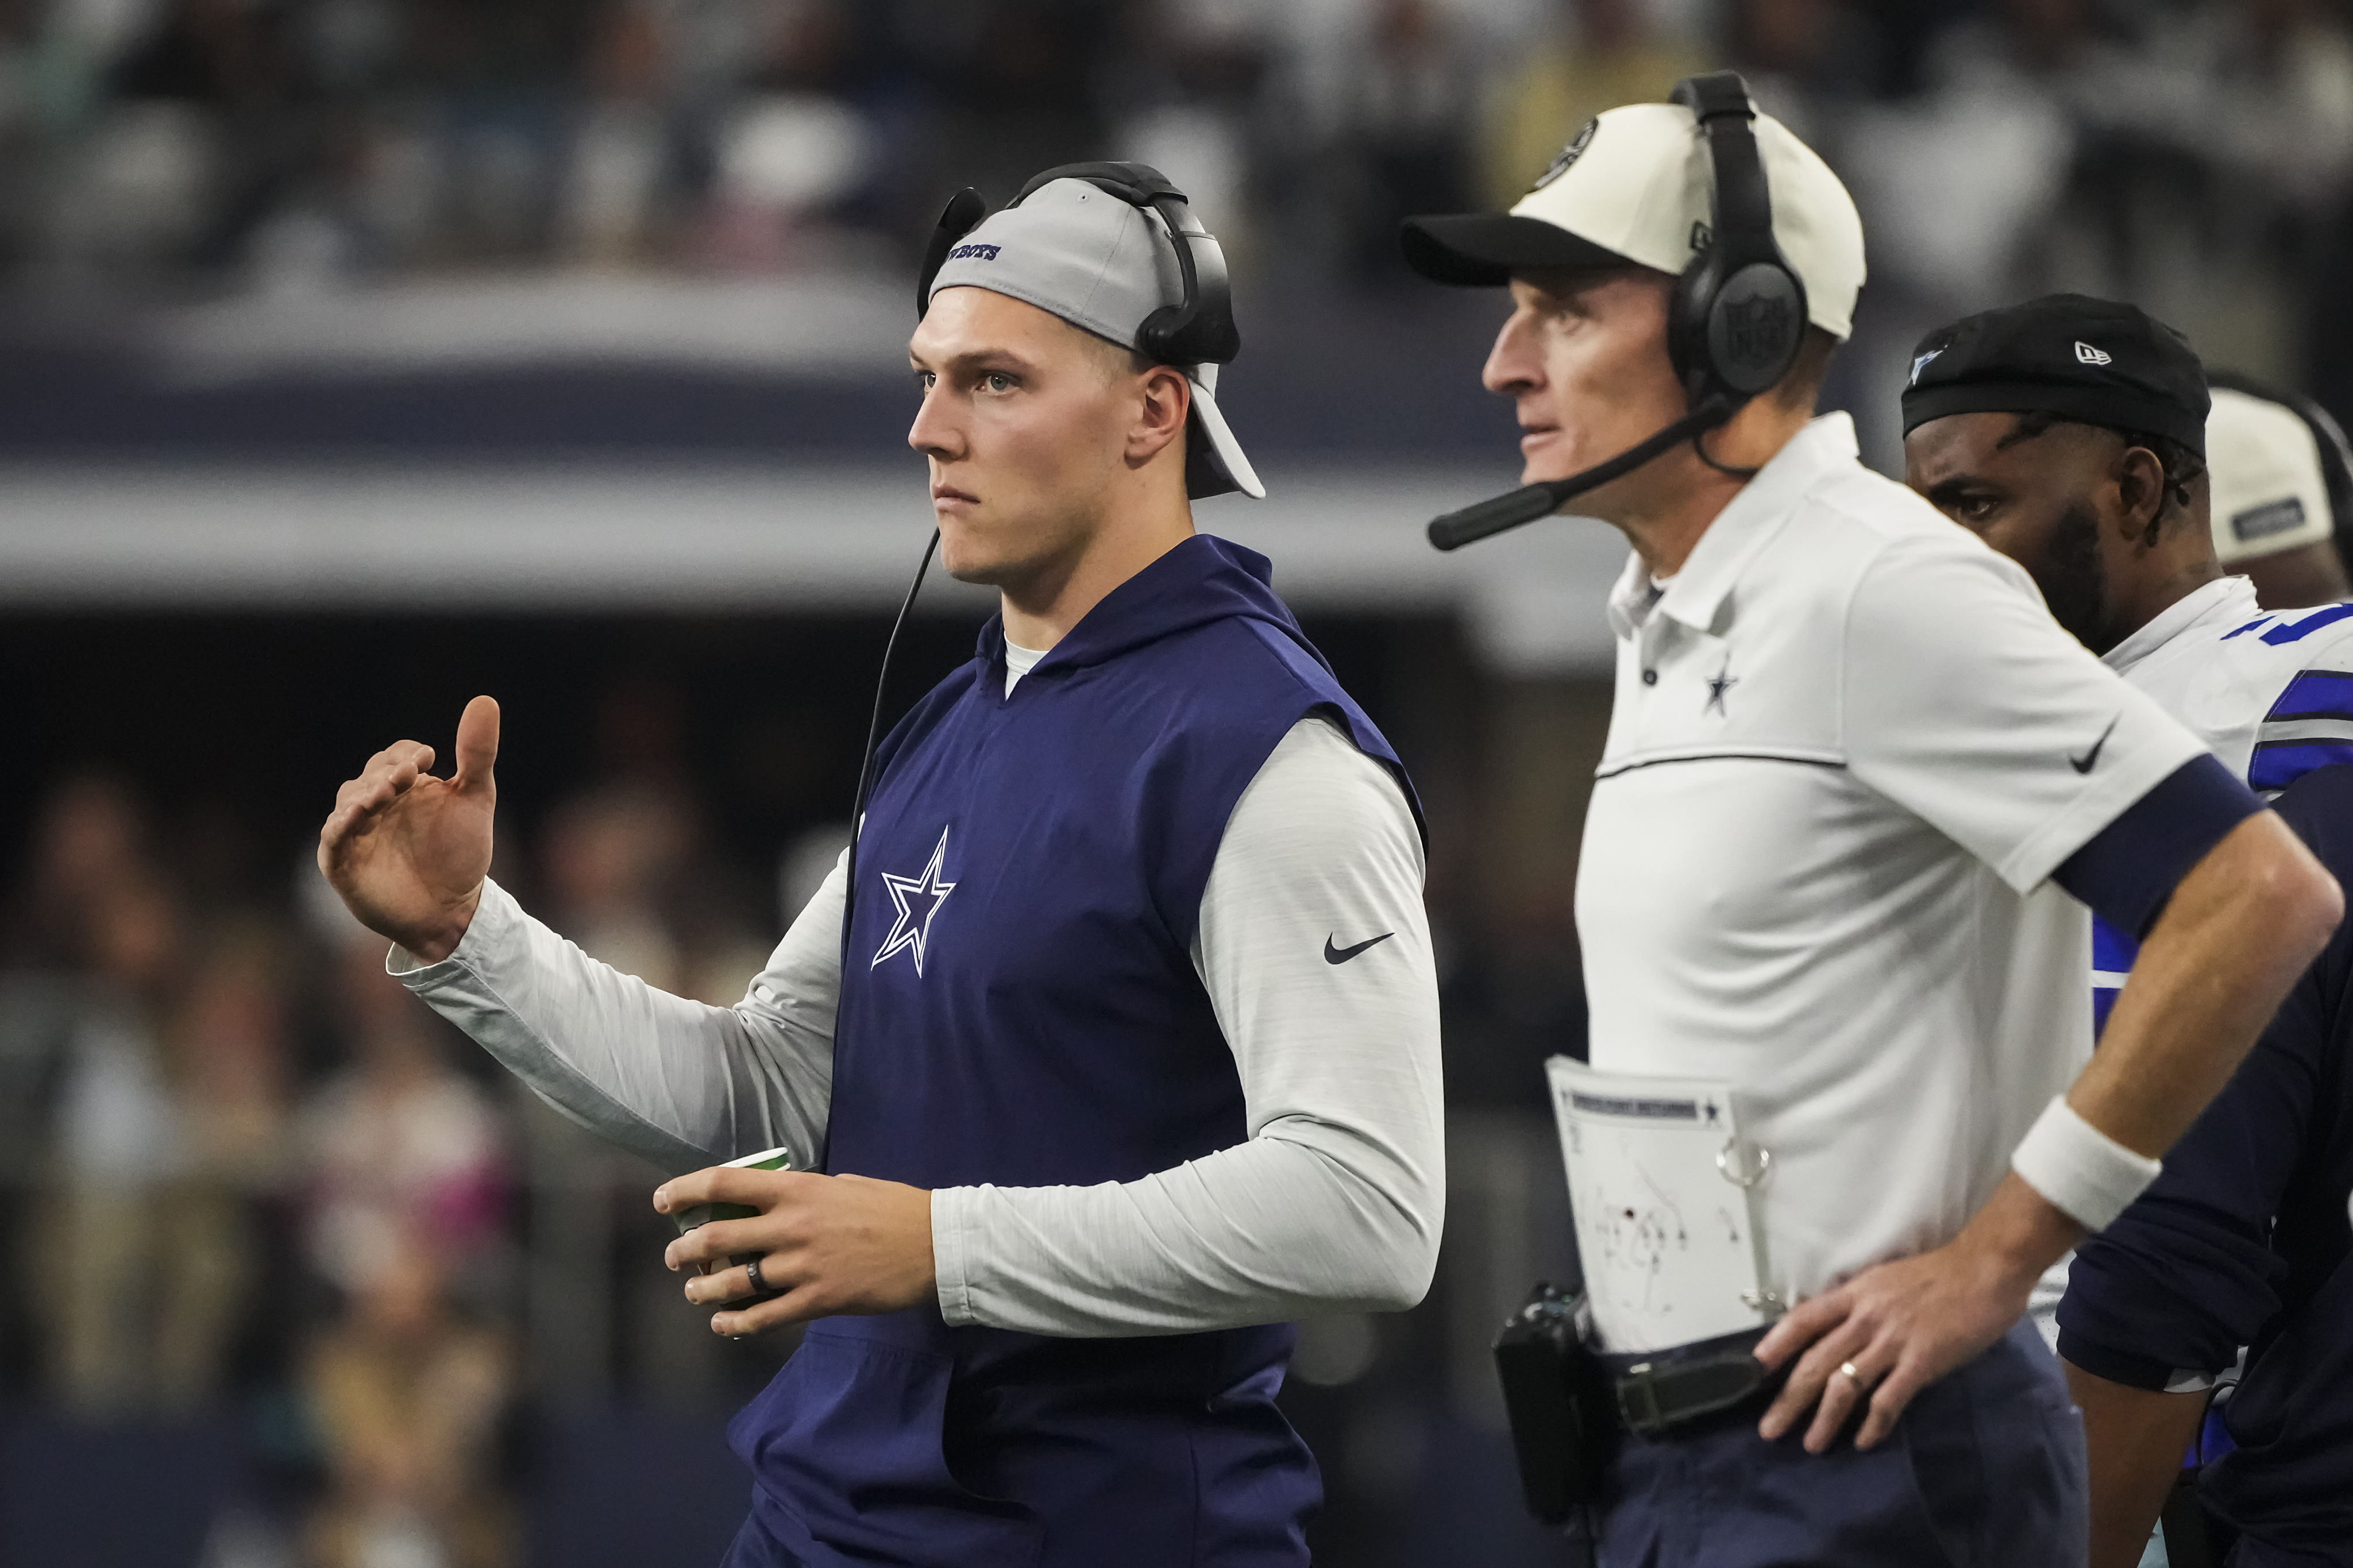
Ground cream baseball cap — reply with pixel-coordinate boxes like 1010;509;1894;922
2207;385;2341;566
1401;99;1866;341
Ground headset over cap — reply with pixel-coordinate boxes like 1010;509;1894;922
919;163;1263;501
1392;74;1868;554
1401;75;1866;415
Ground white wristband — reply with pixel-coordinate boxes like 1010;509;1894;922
2009;1095;2162;1232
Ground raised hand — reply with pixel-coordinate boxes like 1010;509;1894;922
318;695;501;962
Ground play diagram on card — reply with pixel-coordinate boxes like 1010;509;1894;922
1569;1134;1749;1309
1546;1057;1776;1353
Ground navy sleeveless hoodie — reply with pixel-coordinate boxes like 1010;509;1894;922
723;535;1418;1568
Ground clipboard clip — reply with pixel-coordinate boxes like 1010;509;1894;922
1716;1140;1771;1189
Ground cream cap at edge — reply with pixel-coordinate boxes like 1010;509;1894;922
2209;387;2334;566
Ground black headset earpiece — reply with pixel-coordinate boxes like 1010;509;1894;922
1013;160;1241;365
2313;402;2353;533
1667;72;1807;415
916;187;989;319
1135;192;1241;367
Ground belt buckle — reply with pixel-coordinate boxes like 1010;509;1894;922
1616;1361;1667;1436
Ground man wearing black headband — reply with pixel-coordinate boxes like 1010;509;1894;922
1905;295;2353;1568
1902;295;2218;660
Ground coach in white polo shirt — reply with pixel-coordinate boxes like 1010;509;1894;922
1403;77;2342;1565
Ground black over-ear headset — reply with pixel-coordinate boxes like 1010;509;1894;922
914;161;1241;366
839;164;1242;967
1428;70;1810;551
1667;72;1808;411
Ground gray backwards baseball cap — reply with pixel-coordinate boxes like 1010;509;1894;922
925;176;1264;500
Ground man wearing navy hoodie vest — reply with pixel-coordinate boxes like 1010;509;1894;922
316;165;1444;1568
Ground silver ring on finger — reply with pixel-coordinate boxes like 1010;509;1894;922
744;1256;770;1297
1837;1360;1868;1390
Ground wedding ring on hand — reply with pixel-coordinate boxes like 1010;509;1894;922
745;1256;771;1297
1837;1360;1866;1388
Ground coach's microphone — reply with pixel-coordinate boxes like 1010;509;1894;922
1426;397;1738;552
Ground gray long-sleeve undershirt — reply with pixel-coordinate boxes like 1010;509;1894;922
391;714;1444;1337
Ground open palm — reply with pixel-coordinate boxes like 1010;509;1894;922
318;694;501;961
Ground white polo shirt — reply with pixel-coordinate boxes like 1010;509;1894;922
1575;414;2208;1331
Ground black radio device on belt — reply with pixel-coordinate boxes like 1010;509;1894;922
1426;70;1808;551
1492;1283;1619;1523
1494;1279;1778;1534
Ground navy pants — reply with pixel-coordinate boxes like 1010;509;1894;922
1594;1320;2088;1568
722;1511;789;1568
721;1509;803;1568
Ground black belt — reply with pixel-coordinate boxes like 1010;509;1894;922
1599;1326;1774;1438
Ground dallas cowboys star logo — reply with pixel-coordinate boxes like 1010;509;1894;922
871;827;956;976
1705;664;1738;716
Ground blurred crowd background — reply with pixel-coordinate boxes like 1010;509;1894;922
0;0;2349;431
4;1;2351;1565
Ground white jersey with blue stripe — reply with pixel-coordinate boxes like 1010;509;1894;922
2092;576;2353;1028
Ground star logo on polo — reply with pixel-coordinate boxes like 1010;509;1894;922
1705;665;1737;716
871;827;956;976
2075;341;2112;366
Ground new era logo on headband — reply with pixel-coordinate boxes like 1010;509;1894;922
2074;341;2112;366
948;242;1002;261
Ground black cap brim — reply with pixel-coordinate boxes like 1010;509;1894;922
1399;213;1635;287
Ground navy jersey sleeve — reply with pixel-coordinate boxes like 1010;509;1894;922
2052;753;2264;938
2057;763;2353;1389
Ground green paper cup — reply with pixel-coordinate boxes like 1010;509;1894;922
673;1146;793;1285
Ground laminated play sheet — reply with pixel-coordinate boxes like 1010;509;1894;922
1545;1056;1779;1354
